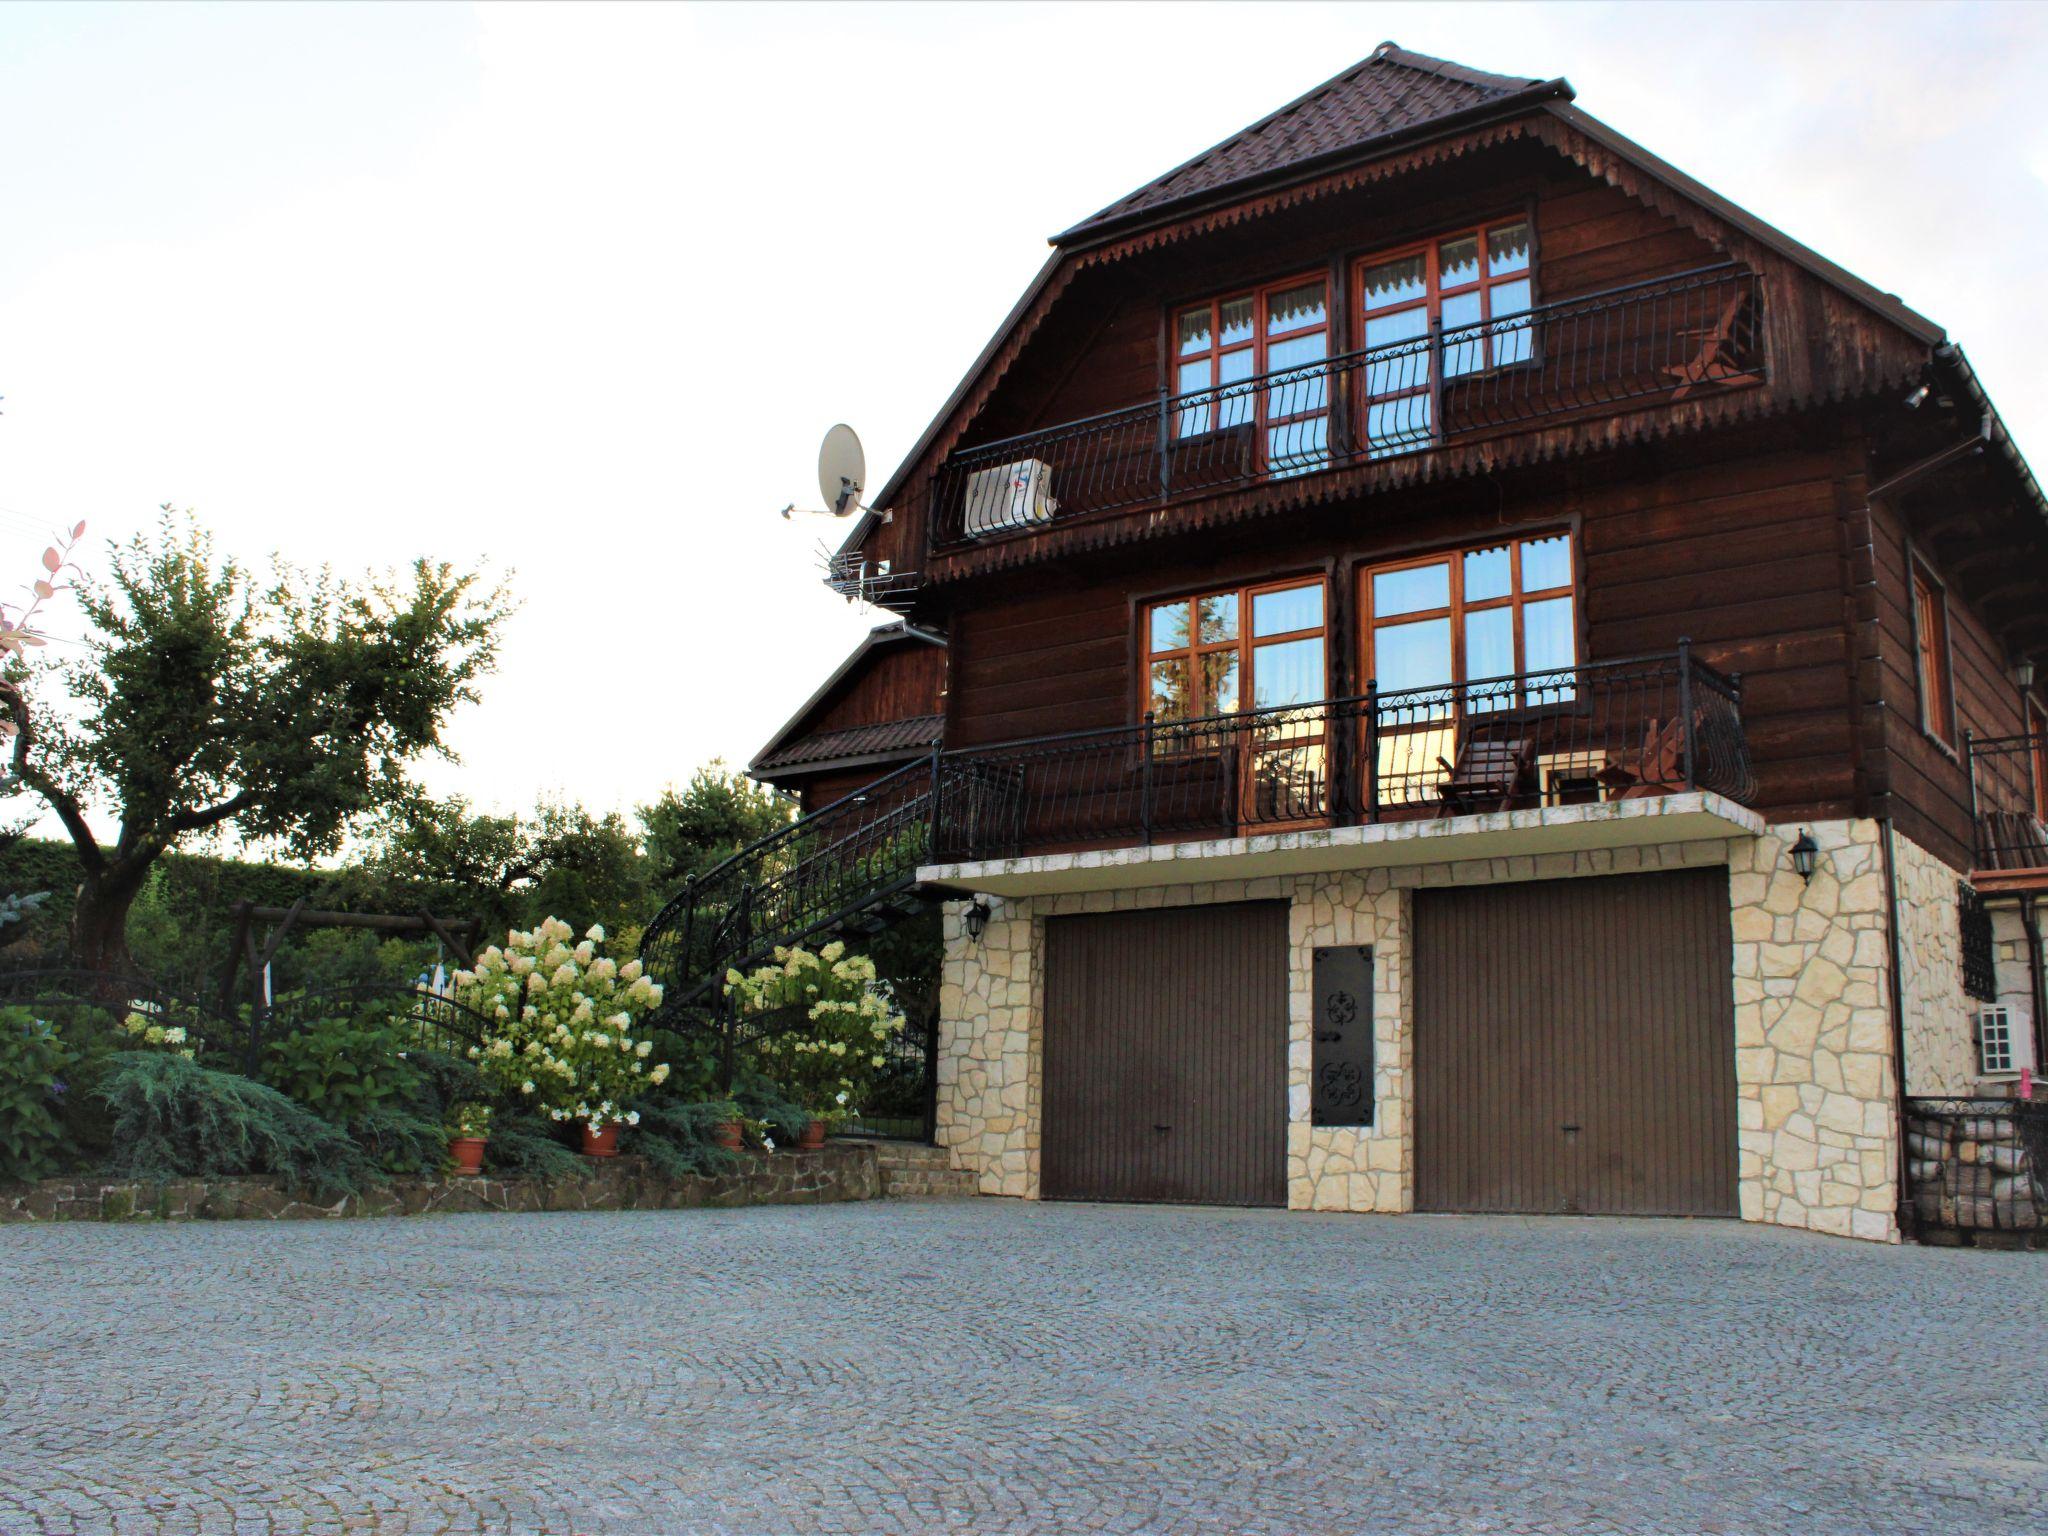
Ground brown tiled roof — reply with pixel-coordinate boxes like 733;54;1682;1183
753;714;944;775
1057;43;1558;243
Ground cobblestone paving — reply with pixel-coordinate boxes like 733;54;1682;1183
3;1203;2045;1535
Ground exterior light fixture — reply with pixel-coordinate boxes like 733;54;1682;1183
1789;829;1820;884
2011;658;2037;691
963;900;991;941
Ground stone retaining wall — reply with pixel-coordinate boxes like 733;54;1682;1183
0;1144;898;1223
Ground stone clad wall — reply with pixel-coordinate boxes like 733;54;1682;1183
938;824;1932;1239
1893;832;1983;1095
1726;822;1898;1241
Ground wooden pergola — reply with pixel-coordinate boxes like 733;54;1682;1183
218;899;482;1013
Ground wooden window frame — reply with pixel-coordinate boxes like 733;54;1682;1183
1910;555;1957;751
1353;215;1538;451
1357;531;1578;697
1143;575;1331;726
1170;274;1330;450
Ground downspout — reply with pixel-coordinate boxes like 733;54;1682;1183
2023;895;2046;1092
1879;819;1916;1238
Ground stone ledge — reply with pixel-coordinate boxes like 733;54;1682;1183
0;1145;889;1223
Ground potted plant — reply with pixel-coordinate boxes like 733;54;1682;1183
447;1103;492;1176
451;917;672;1155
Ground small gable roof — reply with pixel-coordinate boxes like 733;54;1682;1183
1056;43;1566;244
748;622;946;780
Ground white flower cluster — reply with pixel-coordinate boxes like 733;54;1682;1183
121;1006;195;1060
453;917;669;1130
723;940;906;1121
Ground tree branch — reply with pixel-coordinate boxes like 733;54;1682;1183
1;681;105;876
165;789;258;835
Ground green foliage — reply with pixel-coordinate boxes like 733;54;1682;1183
342;1102;447;1177
639;762;794;892
730;1067;811;1144
627;1098;741;1178
360;796;651;942
94;1052;366;1197
0;1007;68;1181
258;1011;425;1123
482;1111;586;1181
13;508;512;967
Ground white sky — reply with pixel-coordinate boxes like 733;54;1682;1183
4;0;2046;839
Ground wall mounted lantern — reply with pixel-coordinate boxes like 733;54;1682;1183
1789;829;1820;884
2011;658;2037;691
963;900;992;941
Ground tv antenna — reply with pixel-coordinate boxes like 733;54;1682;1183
780;424;873;521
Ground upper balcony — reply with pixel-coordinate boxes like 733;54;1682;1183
1967;729;2048;893
928;263;1766;554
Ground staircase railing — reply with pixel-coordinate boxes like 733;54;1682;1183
639;755;941;1011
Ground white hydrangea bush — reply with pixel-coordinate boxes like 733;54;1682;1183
453;917;669;1132
724;941;907;1122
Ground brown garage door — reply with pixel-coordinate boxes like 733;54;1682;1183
1414;868;1736;1217
1042;902;1287;1206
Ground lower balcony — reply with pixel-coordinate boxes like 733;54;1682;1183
1967;729;2048;894
923;649;1761;895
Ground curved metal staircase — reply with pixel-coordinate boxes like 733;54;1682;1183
638;757;949;1014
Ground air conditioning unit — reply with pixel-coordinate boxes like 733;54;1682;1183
961;458;1059;539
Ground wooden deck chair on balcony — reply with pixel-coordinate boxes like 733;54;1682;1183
1665;289;1753;401
1980;809;2048;871
1434;730;1536;816
1596;716;1690;799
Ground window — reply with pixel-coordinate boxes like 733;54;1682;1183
1146;578;1327;725
1977;1005;2015;1077
1174;278;1330;474
1360;532;1576;699
1356;218;1534;456
1912;559;1955;748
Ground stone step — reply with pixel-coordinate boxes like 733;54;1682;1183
871;1140;979;1199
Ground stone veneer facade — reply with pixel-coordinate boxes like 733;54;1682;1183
935;818;1986;1243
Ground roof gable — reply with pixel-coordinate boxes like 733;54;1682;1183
749;622;946;778
1057;43;1562;243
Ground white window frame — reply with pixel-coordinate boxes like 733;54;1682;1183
1976;1004;2016;1077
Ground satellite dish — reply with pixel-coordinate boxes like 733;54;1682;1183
818;424;866;518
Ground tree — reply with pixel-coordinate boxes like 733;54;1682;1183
638;761;794;893
358;794;651;940
14;510;511;972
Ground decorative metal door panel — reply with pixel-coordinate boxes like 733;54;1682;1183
1041;901;1287;1207
1413;868;1736;1217
1311;945;1374;1126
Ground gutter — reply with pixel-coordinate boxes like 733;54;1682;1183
1880;819;1917;1240
1927;344;2048;539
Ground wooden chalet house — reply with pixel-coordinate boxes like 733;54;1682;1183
650;43;2048;1241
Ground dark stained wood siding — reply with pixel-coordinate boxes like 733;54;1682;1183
946;428;1873;826
1042;902;1288;1206
1413;868;1737;1217
806;641;946;737
1866;493;2040;871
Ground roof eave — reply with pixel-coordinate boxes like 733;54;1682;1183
748;623;947;770
1050;78;1574;249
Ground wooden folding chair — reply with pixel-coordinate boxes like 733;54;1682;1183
1666;289;1753;401
1435;731;1535;816
1597;716;1690;799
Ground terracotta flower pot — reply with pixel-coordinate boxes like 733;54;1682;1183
580;1121;621;1158
713;1120;744;1150
449;1136;487;1177
797;1118;826;1151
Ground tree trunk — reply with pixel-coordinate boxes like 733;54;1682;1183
70;862;152;975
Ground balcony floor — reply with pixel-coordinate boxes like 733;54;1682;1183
919;790;1765;897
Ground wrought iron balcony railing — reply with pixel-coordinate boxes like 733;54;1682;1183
1965;728;2048;875
930;263;1766;548
641;648;1752;1008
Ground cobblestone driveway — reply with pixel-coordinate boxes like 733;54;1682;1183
3;1202;2044;1535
